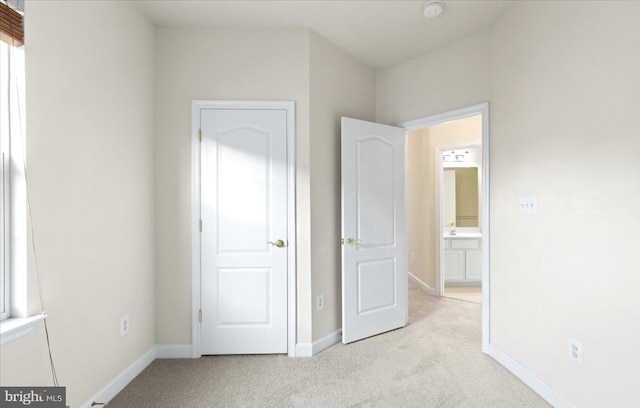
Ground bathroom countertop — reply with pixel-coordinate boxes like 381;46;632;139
444;232;482;239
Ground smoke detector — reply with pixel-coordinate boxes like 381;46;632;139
423;0;444;18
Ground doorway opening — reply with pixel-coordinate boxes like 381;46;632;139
439;141;482;304
399;103;490;353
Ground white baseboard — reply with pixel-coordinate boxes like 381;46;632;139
156;344;192;359
408;272;439;296
488;344;575;408
296;328;342;357
79;347;156;408
445;282;481;287
313;328;342;355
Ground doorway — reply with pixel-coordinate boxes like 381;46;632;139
440;143;482;304
400;103;490;353
191;101;297;357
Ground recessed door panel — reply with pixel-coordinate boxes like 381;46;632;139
217;126;270;253
357;259;396;315
218;268;270;326
357;138;396;248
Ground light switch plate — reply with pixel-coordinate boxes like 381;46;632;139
520;196;537;214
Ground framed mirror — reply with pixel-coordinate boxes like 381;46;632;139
443;166;479;228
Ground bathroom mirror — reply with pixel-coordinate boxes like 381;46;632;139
443;167;479;227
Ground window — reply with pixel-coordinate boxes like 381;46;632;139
0;0;25;321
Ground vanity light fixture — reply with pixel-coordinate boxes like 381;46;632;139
443;149;468;162
423;0;444;18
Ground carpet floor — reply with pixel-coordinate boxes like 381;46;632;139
444;286;482;304
108;282;549;408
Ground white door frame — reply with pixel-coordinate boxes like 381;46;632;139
398;102;490;354
191;100;297;357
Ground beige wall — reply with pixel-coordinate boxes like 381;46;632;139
379;1;640;406
0;1;156;407
491;2;640;406
309;33;376;341
153;27;313;344
153;28;375;346
6;1;637;405
406;128;430;285
376;29;493;125
406;117;481;288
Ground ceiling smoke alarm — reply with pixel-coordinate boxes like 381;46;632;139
423;0;444;18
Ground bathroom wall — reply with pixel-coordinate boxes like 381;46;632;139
406;128;430;287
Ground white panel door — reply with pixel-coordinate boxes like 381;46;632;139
341;117;407;344
200;109;288;354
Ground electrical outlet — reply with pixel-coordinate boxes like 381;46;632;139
519;196;537;214
411;252;415;261
316;295;324;311
120;315;130;336
569;338;583;364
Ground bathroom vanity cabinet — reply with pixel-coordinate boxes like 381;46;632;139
444;236;482;285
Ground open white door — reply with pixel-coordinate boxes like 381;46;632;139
341;117;407;344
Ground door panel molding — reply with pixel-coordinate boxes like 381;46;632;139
191;100;296;357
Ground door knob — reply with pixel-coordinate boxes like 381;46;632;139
345;238;361;245
268;239;285;248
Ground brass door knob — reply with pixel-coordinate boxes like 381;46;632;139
268;239;285;248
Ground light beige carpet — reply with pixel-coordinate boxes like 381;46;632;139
108;282;549;408
444;286;482;304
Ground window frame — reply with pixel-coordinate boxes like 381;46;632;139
0;39;12;321
0;34;26;323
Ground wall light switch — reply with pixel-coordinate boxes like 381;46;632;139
520;196;537;215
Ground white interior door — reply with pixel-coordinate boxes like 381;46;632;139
200;108;288;354
341;117;407;344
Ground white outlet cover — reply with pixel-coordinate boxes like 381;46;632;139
120;315;130;336
316;295;324;311
568;338;583;364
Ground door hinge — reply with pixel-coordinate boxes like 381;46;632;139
198;129;202;142
199;219;202;232
198;309;202;322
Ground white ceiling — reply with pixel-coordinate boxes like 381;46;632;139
135;0;512;69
